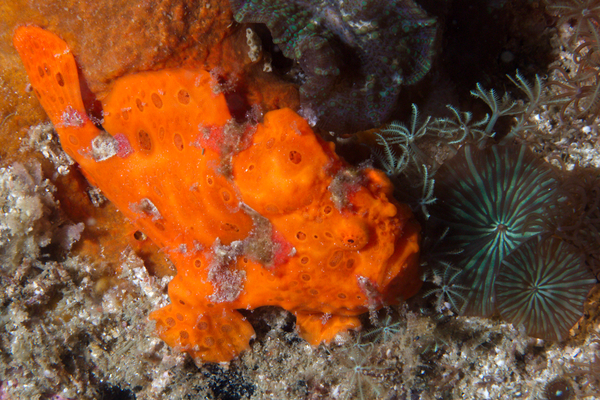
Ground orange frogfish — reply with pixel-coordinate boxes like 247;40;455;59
13;26;421;364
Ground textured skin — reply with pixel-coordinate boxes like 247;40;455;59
230;0;437;133
13;26;421;364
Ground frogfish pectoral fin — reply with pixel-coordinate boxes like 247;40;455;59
150;302;256;364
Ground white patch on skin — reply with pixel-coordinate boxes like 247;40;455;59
60;106;85;128
130;198;162;221
91;132;119;162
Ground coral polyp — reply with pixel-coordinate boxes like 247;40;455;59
496;235;596;341
432;145;562;317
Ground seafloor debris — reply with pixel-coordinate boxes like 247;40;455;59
0;160;84;271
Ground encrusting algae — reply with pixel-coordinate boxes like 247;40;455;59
12;26;421;364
